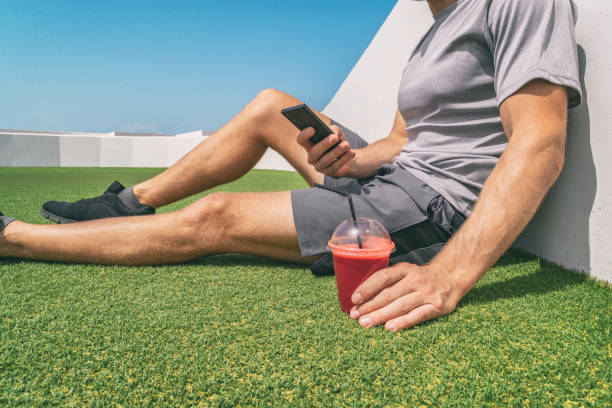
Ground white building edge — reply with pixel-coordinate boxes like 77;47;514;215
1;0;610;282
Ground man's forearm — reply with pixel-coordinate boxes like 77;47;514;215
349;135;406;179
431;133;565;298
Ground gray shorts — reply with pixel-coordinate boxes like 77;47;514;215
291;120;466;275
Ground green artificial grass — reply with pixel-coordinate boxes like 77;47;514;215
1;167;610;407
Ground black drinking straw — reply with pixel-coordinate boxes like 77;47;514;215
314;183;363;248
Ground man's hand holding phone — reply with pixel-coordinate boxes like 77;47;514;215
296;125;356;178
281;103;356;178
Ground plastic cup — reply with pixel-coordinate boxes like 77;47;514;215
328;218;395;313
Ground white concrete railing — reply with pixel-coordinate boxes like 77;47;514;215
0;129;293;171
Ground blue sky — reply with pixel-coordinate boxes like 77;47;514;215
0;1;396;134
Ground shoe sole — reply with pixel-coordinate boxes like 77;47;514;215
40;208;78;224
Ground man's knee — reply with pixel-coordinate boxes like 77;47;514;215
182;192;233;235
255;88;290;104
250;88;295;121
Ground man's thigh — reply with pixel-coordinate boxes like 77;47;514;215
290;166;466;275
215;190;319;264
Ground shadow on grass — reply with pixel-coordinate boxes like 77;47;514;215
0;249;588;305
0;253;310;271
266;249;600;308
492;248;538;267
460;258;588;307
188;253;309;271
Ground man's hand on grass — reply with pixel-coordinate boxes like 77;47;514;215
349;262;464;331
297;125;356;178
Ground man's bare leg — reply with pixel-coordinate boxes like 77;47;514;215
1;191;317;265
134;89;330;208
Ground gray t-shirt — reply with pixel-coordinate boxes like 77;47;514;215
393;0;582;216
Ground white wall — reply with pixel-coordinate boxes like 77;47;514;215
99;136;133;167
0;134;61;166
323;0;611;282
0;132;292;170
59;136;101;167
513;0;612;282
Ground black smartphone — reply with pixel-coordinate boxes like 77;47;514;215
281;104;341;148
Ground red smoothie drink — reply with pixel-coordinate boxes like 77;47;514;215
328;220;395;313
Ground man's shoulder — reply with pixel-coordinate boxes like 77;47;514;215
487;0;576;19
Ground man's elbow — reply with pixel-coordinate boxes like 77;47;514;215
516;127;567;188
541;130;566;186
551;146;565;180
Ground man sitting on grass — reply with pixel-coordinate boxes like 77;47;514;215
0;0;581;331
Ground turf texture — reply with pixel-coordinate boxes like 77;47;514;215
0;167;610;407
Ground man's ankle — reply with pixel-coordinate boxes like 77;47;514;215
132;184;156;208
0;221;24;257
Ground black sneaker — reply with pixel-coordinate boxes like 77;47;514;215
40;181;155;223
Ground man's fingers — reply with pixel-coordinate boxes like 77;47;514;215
329;125;345;141
351;263;410;305
356;293;423;328
309;133;341;162
297;124;343;150
314;142;351;171
351;277;413;318
325;150;354;174
299;123;352;176
296;127;314;148
384;304;439;332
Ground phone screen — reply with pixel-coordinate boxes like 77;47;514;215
281;104;335;145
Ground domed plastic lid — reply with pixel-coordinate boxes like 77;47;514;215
328;218;395;257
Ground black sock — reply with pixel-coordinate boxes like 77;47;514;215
117;187;147;210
